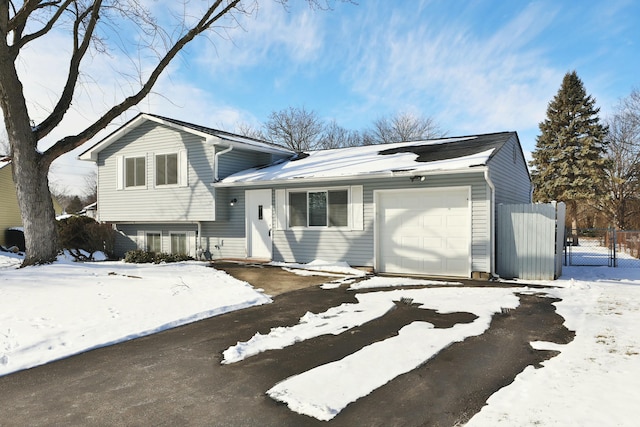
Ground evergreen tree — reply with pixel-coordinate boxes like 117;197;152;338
530;71;608;231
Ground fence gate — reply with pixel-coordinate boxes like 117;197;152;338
564;228;614;266
565;229;640;268
496;202;565;280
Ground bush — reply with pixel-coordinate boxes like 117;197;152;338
57;216;115;261
124;249;193;264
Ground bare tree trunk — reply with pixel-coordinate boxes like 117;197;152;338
0;35;58;265
12;148;58;266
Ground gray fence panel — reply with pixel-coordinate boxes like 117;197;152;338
497;203;563;280
555;203;566;277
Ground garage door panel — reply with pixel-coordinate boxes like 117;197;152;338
378;188;470;277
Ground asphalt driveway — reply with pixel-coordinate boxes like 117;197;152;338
0;263;573;426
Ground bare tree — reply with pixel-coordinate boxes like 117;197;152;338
317;120;362;149
598;89;640;229
263;106;325;151
365;111;446;144
0;1;338;266
235;122;266;141
83;169;97;205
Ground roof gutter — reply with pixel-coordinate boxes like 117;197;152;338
214;145;233;181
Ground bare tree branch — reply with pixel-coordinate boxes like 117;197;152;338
42;0;244;164
10;0;74;54
35;0;102;141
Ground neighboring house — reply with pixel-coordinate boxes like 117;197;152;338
79;113;532;278
0;157;63;248
0;157;21;247
79;202;98;219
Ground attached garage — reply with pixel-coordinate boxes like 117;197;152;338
376;187;471;277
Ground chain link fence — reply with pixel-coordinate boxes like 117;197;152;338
564;228;640;267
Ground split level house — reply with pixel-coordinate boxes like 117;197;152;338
79;113;532;278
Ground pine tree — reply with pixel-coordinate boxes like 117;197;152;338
530;71;608;232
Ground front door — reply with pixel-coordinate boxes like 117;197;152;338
246;189;272;260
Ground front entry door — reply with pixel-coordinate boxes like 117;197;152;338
245;189;272;260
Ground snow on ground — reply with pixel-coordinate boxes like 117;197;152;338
264;287;520;421
0;253;271;376
466;264;640;427
269;259;368;277
2;252;640;425
348;275;462;289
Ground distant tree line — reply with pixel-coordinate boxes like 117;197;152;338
236;107;447;152
530;71;640;230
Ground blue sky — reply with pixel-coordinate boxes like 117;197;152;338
11;0;640;194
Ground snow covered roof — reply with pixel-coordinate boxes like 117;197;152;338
220;132;515;184
78;113;293;161
0;156;11;170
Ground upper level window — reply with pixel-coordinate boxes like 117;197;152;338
125;156;145;188
288;189;349;228
156;153;178;186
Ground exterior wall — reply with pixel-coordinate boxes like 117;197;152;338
0;165;21;246
97;121;217;222
110;186;248;259
114;223;198;256
487;134;532;205
216;148;274;180
268;172;491;273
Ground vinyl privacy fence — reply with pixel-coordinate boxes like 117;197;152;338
496;202;566;280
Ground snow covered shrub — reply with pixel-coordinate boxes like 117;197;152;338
57;216;115;261
124;249;193;264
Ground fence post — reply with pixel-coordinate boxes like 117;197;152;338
612;227;617;267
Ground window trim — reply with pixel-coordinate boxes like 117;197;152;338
169;231;188;255
124;155;147;189
155;152;179;187
286;187;351;230
145;231;162;253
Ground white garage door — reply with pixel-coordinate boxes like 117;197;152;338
377;188;470;277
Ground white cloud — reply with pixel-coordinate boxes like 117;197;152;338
339;2;562;137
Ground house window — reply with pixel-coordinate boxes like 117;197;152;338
288;189;349;228
170;233;187;255
146;232;161;253
156;153;178;186
125;156;146;187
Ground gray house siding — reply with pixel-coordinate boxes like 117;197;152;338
487;134;532;206
216;148;275;180
114;223;198;255
97;121;217;222
267;172;491;273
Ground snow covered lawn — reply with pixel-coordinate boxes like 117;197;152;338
0;252;271;377
2;251;640;426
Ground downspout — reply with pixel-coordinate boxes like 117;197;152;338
214;145;233;181
196;221;203;260
484;168;496;278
